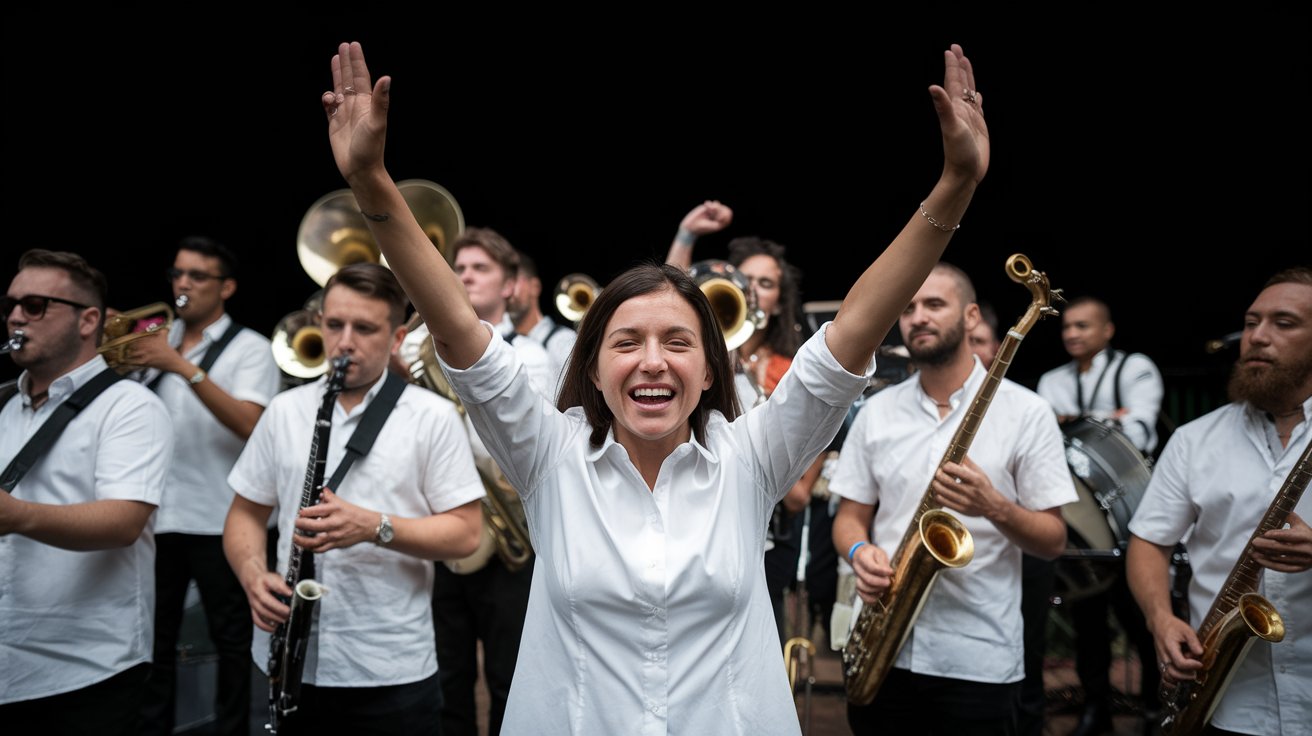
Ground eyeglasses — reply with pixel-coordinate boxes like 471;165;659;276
166;267;228;283
2;294;93;320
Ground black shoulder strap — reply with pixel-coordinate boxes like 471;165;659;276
199;321;245;373
1112;350;1127;409
325;370;407;491
1;368;123;492
148;320;245;391
543;321;564;345
1112;350;1156;453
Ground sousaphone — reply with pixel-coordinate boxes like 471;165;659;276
276;179;464;379
295;179;465;285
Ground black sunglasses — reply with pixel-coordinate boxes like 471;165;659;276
2;294;93;320
166;267;228;283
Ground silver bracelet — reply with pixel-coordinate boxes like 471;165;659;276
919;202;961;232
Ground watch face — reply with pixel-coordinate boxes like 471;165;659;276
379;517;394;543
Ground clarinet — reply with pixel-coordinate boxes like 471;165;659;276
266;355;350;733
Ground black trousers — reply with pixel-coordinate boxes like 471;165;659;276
432;555;533;736
0;662;149;736
1072;570;1160;710
1018;554;1055;736
140;532;253;736
275;671;443;735
847;667;1020;735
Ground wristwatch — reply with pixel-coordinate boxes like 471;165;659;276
374;513;394;545
188;368;207;386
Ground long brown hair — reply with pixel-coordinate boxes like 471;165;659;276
556;262;741;446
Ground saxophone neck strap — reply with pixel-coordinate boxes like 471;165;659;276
325;370;406;491
1;368;123;492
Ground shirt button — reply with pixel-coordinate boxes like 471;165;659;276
1279;665;1287;674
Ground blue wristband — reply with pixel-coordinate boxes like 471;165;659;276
847;540;868;562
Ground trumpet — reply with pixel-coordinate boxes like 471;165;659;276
690;259;756;352
555;273;599;324
98;302;175;373
1;330;24;355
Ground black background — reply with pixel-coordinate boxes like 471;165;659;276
4;13;1308;418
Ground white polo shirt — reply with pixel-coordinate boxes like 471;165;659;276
829;358;1077;684
1129;399;1311;736
442;322;870;735
0;355;173;703
227;371;485;687
153;314;281;534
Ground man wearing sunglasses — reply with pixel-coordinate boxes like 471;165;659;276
0;249;173;734
128;236;282;736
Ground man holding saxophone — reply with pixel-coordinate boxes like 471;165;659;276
830;263;1075;734
223;263;485;733
1;249;173;734
1127;266;1312;736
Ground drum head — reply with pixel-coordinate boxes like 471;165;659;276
1061;418;1152;546
1054;418;1154;603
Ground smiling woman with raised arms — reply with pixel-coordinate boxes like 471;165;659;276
318;40;989;735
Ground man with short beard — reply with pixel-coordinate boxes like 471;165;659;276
830;262;1076;733
1127;266;1312;736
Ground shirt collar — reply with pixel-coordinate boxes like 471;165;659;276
582;412;721;465
20;354;111;407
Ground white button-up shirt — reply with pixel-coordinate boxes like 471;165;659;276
0;355;173;703
1129;398;1311;736
442;322;869;735
1036;348;1164;455
228;372;485;687
153;314;281;534
829;359;1077;684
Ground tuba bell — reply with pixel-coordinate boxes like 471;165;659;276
278;179;464;383
554;273;600;324
99;302;175;373
296;179;465;285
690;259;756;352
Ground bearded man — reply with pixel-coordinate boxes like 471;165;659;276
1127;266;1312;736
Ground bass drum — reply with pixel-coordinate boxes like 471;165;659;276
1054;417;1153;602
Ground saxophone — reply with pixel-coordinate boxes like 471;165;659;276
842;254;1061;706
266;355;350;733
1158;437;1309;735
